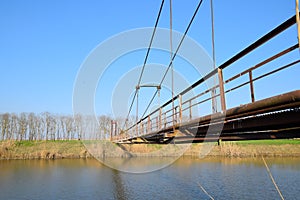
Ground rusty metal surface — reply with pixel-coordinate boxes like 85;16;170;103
137;91;300;143
188;108;300;135
225;90;300;119
173;130;300;143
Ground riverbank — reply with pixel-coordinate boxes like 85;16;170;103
0;139;300;160
0;140;90;160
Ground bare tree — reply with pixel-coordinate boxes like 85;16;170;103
10;113;18;140
0;112;122;141
74;114;83;140
35;114;45;140
49;115;57;140
59;116;67;140
99;115;112;139
18;113;28;141
28;113;36;141
42;112;51;140
65;116;74;140
0;113;10;140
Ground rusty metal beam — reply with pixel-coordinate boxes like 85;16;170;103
187;108;300;135
225;90;300;120
173;130;300;143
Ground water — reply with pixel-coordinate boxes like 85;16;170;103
0;157;299;200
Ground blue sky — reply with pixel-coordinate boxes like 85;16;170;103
0;0;298;116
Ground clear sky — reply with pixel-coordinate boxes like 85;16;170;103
0;0;298;116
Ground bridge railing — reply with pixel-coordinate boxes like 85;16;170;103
113;14;299;142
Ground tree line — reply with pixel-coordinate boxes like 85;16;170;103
0;112;120;141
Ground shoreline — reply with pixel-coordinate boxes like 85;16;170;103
1;139;300;160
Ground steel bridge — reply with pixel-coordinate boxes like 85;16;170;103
110;6;300;144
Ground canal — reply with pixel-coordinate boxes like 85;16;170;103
0;157;299;199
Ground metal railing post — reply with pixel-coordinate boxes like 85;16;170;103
179;95;183;123
249;71;255;102
218;68;226;112
140;122;143;136
156;116;159;131
159;108;162;129
164;112;167;128
189;100;192;120
174;106;177;124
147;116;150;134
115;121;117;136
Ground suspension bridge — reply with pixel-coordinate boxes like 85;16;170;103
110;1;300;144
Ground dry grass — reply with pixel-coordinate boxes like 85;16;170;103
0;140;90;160
1;139;300;160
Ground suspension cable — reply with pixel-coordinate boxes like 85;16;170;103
137;0;165;86
123;90;137;129
141;90;159;119
122;0;165;130
159;0;204;86
140;0;204;120
170;0;175;130
210;0;217;113
210;0;216;70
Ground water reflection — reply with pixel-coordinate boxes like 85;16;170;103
0;157;299;199
103;157;179;174
112;169;128;200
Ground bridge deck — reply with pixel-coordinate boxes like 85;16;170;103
115;90;300;144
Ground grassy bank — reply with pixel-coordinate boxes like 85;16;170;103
120;139;300;158
189;140;300;157
0;140;90;160
0;139;300;160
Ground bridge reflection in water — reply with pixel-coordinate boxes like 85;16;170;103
112;14;300;144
